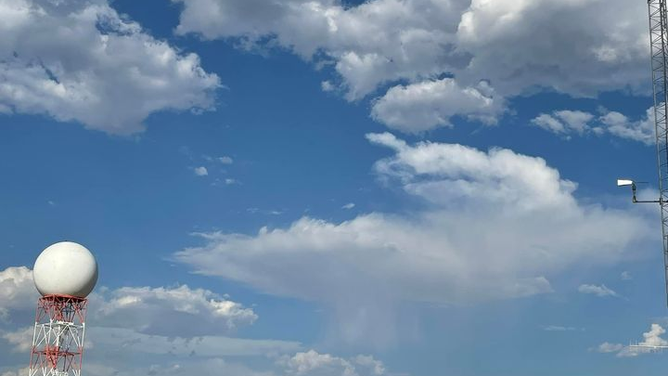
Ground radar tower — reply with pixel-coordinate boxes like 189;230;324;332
647;0;668;307
28;242;98;376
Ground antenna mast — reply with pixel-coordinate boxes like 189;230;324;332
648;0;668;306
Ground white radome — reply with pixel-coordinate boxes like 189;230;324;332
33;241;98;298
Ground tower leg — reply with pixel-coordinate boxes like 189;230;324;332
29;295;87;376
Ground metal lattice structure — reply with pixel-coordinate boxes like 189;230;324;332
648;0;668;306
29;295;88;376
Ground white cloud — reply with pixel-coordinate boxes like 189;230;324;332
0;0;220;134
597;324;668;358
456;0;647;96
174;0;648;132
0;266;38;319
370;78;504;132
578;284;619;298
1;345;392;376
194;166;209;176
175;133;650;345
0;267;399;376
321;81;335;92
531;107;655;145
594;342;624;353
639;324;668;347
282;350;357;376
353;355;385;376
1;328;299;376
1;327;32;353
0;265;299;376
219;156;234;165
532;114;567;135
342;203;355;210
599;108;655;145
280;350;385;376
92;285;258;336
174;0;469;101
0;266;257;339
1;326;300;376
621;271;633;281
532;111;594;136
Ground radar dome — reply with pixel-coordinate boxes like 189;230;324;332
33;241;98;298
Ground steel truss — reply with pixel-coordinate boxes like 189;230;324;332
29;295;88;376
648;0;668;306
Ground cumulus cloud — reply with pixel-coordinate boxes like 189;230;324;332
370;78;504;132
283;350;357;376
0;266;38;319
1;326;301;376
531;107;655;145
0;266;257;340
0;0;220;134
532;111;594;136
219;156;234;165
174;0;647;131
92;285;258;336
456;0;647;96
638;324;668;348
68;349;387;376
599;108;655;145
194;166;209;176
578;284;619;298
596;324;668;358
1;327;32;353
0;286;392;376
593;342;624;354
0;265;305;376
1;325;301;376
175;133;650;345
280;350;385;376
174;0;469;100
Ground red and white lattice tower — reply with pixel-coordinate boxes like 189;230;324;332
29;242;98;376
29;295;88;376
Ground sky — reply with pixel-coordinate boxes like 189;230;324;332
3;0;668;375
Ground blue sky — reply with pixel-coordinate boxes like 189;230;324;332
1;0;668;375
